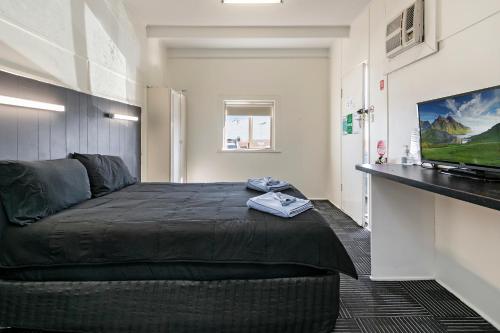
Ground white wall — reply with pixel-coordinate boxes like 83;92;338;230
167;49;330;198
331;0;500;327
145;87;171;182
0;0;146;106
435;197;500;328
326;42;343;207
387;1;500;160
327;6;371;208
389;6;500;326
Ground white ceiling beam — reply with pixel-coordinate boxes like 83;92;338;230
147;26;350;39
166;48;330;59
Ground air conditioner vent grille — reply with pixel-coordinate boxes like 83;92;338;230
387;15;402;36
406;4;415;30
386;33;402;53
385;0;424;58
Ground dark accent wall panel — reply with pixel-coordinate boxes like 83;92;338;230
78;94;88;154
87;96;99;154
0;108;17;160
66;90;80;155
38;110;51;160
0;71;18;160
0;70;141;179
97;98;110;155
17;78;39;161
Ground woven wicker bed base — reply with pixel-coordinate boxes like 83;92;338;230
0;274;339;333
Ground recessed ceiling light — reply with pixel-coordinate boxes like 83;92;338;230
222;0;282;4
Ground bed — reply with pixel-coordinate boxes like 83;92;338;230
0;182;356;333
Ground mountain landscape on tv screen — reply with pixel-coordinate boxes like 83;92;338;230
419;87;500;168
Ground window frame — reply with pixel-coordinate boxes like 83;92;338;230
222;99;276;152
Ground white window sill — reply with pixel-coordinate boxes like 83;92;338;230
218;149;281;154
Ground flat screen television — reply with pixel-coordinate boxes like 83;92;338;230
417;85;500;173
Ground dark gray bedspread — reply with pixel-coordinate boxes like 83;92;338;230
0;183;357;279
0;262;325;281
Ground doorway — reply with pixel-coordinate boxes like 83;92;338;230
341;62;370;228
170;89;187;183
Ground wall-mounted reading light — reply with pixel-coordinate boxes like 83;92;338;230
108;113;139;122
0;95;65;112
222;0;282;4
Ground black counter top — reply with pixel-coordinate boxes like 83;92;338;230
356;164;500;211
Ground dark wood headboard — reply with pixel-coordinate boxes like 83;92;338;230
0;71;141;178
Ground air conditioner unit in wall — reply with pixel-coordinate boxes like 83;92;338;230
386;0;424;58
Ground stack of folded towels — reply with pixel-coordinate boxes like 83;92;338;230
246;177;313;218
246;176;291;192
247;192;313;218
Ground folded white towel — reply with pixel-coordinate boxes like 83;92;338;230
247;192;313;218
247;177;290;192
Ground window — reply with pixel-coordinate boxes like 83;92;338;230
223;100;274;151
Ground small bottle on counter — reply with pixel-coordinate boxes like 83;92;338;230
401;145;411;165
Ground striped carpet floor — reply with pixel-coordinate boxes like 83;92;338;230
313;200;499;333
2;201;498;333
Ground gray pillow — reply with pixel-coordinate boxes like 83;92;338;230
72;153;136;197
0;159;91;226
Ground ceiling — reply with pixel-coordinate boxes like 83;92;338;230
123;0;370;48
123;0;369;26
